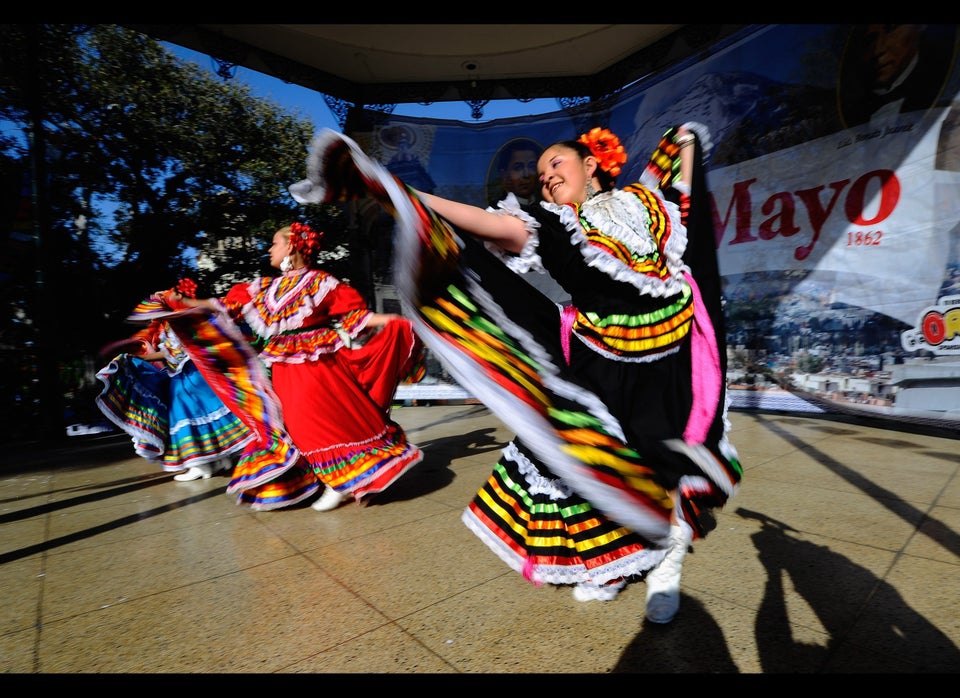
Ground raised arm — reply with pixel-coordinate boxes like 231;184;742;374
155;291;220;313
365;312;401;328
676;126;695;191
414;190;530;254
138;349;166;362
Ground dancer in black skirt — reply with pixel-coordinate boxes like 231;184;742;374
290;123;741;624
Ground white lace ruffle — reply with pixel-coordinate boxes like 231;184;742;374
289;128;398;207
482;193;545;273
239;271;341;339
289;129;341;204
462;446;671;587
542;187;688;298
502;440;573;499
682;121;713;157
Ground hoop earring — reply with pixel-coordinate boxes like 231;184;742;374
280;255;293;272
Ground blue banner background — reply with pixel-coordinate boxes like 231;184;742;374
355;24;960;427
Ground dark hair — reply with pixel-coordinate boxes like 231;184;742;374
284;222;324;269
497;138;542;171
553;139;617;191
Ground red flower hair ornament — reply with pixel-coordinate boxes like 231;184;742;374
150;277;197;312
175;277;197;299
578;127;628;178
290;222;324;262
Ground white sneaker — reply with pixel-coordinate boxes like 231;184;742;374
173;464;211;481
311;486;348;511
572;578;626;602
173;458;229;482
644;522;692;623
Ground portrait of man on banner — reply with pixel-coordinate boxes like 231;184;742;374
838;23;958;129
485;137;543;207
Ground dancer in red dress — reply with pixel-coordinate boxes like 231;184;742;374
171;222;425;512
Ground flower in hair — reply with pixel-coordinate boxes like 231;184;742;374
578;127;628;178
176;278;197;299
290;221;324;261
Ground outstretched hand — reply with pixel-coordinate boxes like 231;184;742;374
367;312;402;328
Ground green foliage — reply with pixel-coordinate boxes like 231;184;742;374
0;23;349;440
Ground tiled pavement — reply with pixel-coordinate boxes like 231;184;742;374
2;404;958;674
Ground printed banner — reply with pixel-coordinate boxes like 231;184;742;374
350;23;960;427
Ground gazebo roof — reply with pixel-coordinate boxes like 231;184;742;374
125;24;748;119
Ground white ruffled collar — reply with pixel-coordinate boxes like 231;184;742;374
542;187;689;298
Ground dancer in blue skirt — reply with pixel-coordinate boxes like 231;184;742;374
96;278;253;480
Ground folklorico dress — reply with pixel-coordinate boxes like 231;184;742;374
95;311;253;472
461;128;736;587
289;126;741;585
217;267;425;502
131;269;425;511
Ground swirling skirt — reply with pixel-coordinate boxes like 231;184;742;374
463;439;668;586
271;318;425;501
95;355;252;471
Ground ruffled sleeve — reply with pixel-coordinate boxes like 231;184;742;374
482;193;545;274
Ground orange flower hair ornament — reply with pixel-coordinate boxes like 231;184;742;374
290;222;324;262
578;127;628;178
